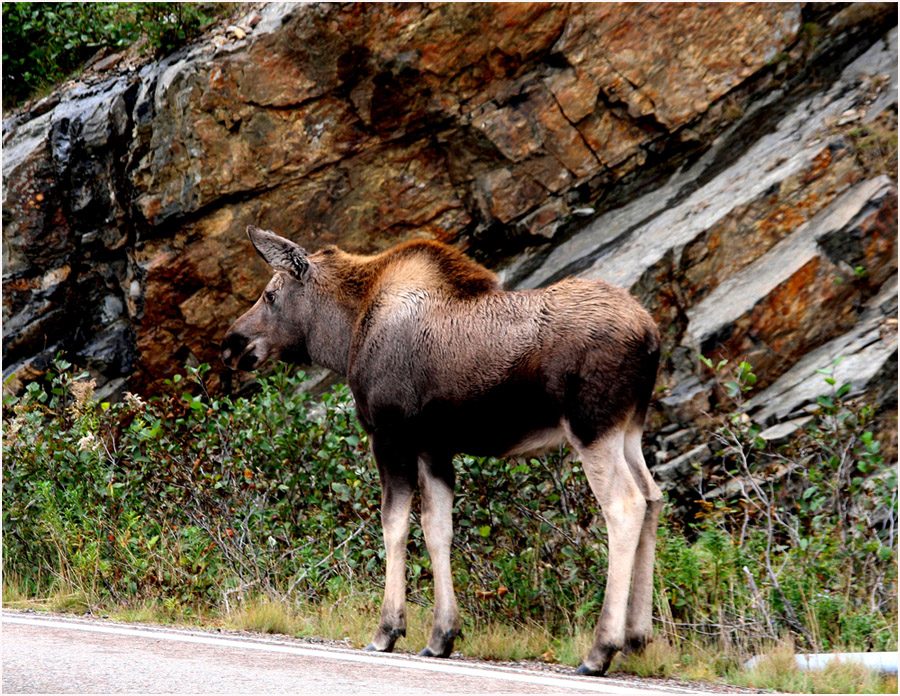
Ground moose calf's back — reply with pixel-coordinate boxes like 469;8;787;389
349;271;660;457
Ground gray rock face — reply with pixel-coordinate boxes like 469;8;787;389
684;176;894;354
657;377;711;426
515;31;896;298
746;277;898;425
759;416;814;445
2;71;141;387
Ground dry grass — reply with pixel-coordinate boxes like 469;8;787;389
550;627;592;667
614;639;681;678
110;600;216;626
226;596;303;636
109;602;175;625
1;575;28;607
2;574;91;614
461;620;554;662
302;593;387;646
4;581;895;694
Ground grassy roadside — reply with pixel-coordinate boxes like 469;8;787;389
4;578;895;694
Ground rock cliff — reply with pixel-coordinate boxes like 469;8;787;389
3;3;897;487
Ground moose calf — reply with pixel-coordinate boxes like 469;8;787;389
222;226;662;675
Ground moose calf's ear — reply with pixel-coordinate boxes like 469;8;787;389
247;225;309;279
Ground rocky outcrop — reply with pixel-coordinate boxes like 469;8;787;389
508;20;898;434
3;1;897;467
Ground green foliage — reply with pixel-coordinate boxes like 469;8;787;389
1;360;603;628
3;355;896;661
2;2;225;108
134;3;224;56
449;451;602;629
689;355;898;653
3;361;377;605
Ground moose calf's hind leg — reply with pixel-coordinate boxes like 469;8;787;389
623;497;663;654
623;423;664;655
418;457;462;658
572;428;646;676
366;477;414;653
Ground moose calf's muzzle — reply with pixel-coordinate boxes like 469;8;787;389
221;331;259;372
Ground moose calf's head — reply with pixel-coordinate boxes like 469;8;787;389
221;226;315;372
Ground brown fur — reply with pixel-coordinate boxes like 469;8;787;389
317;239;501;302
222;226;662;675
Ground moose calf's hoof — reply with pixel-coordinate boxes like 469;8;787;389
623;634;651;656
575;663;608;677
418;643;453;659
419;629;458;658
366;626;405;653
577;643;618;676
365;640;398;653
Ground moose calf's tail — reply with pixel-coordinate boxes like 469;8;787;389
633;325;661;429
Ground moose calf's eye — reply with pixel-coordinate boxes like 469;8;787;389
265;291;276;304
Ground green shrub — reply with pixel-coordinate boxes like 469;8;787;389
2;2;225;108
2;361;374;604
683;356;898;653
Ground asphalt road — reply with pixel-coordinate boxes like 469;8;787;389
3;612;720;694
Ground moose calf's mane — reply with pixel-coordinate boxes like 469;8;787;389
315;239;501;307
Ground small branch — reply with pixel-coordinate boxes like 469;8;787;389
285;519;369;597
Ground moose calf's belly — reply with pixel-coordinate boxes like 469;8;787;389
416;383;566;458
500;425;568;457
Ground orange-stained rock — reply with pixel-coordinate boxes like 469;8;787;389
475;167;545;224
520;84;600;180
545;68;601;124
710;254;861;382
579;105;651;168
556;3;801;128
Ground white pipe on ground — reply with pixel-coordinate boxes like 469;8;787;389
746;652;898;675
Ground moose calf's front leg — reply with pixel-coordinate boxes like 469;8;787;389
418;457;462;658
366;477;414;653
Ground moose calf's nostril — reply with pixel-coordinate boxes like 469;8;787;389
224;334;248;354
221;333;251;368
237;351;259;372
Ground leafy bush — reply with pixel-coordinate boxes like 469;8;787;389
2;2;225;108
3;361;376;607
673;356;899;653
2;356;896;657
